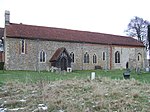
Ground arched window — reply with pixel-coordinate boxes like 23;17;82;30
102;52;106;60
40;50;46;62
137;53;142;61
21;39;25;54
70;52;74;63
93;54;97;63
138;55;140;61
115;51;120;63
84;52;89;63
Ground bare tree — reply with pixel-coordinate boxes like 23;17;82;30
125;16;150;44
148;25;150;60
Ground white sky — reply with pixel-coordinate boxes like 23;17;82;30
0;0;150;36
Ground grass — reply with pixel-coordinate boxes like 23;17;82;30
0;69;150;83
0;69;150;111
0;77;150;111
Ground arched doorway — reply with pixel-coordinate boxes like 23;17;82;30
60;57;67;71
126;62;129;69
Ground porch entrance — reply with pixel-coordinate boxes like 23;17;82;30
60;57;67;71
50;47;72;71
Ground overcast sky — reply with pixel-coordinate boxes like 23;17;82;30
0;0;150;36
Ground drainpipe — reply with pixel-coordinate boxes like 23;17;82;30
81;42;84;70
36;39;40;72
106;44;109;70
110;44;112;70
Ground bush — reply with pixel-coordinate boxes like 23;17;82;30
0;62;4;70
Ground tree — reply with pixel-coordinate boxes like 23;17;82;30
148;25;150;50
147;25;150;60
125;16;150;48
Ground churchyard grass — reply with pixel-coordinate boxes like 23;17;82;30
0;69;150;83
0;69;150;111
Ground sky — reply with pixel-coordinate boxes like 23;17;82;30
0;0;150;36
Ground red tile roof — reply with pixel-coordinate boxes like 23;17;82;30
50;47;65;62
0;28;4;38
6;23;144;47
50;47;71;62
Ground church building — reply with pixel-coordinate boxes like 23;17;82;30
2;11;146;71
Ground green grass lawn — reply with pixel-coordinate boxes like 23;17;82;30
0;69;150;84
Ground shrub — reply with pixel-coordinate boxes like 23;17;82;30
0;62;4;70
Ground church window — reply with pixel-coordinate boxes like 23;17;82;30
102;52;106;60
137;53;142;61
115;51;120;63
93;54;97;63
40;50;46;62
21;39;25;54
70;52;74;63
84;52;89;63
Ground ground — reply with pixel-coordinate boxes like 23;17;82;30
0;76;150;112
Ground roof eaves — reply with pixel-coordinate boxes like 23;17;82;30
111;43;145;47
6;35;145;47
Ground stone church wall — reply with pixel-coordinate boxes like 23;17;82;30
5;38;110;71
112;46;146;69
4;37;145;71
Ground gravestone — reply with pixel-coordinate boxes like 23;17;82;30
123;69;130;79
91;72;95;80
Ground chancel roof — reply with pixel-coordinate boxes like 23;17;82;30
6;23;144;47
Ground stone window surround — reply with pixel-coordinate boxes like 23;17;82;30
137;53;142;61
93;54;97;63
115;51;120;63
102;52;106;61
70;52;75;63
20;39;25;54
39;50;46;63
84;52;89;63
